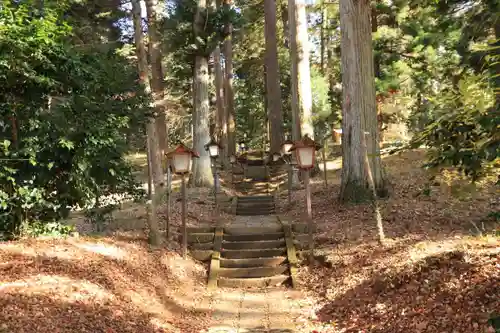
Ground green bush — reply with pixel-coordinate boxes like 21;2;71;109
19;221;76;238
411;74;499;180
0;3;148;238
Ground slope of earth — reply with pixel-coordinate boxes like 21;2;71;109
0;236;210;333
278;149;499;333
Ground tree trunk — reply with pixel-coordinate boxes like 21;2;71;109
288;0;300;141
339;0;387;202
320;5;328;75
280;3;289;48
213;6;226;166
264;0;284;153
289;0;313;139
131;0;161;246
191;0;214;187
224;0;236;158
145;0;167;154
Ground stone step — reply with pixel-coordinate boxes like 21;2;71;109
186;226;215;234
224;225;283;235
239;192;272;196
218;275;290;288
236;205;275;211
218;265;289;278
185;232;214;244
223;232;284;242
221;248;286;259
189;242;213;250
190;249;213;261
236;203;275;210
237;201;275;208
236;209;276;216
237;195;274;201
221;239;286;250
220;256;287;268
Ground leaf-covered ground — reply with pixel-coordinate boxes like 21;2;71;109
278;149;499;332
1;149;498;333
0;236;211;333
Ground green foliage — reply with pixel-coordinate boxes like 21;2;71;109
0;2;148;237
411;74;498;180
19;220;76;239
310;67;332;138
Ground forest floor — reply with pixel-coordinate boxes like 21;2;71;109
277;149;500;333
0;149;498;333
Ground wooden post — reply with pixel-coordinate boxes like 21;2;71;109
212;158;218;216
304;169;313;262
287;163;292;206
166;166;172;239
322;140;328;188
181;174;187;259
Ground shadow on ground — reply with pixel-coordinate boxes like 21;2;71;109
0;238;209;332
314;250;499;332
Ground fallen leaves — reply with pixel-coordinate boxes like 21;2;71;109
282;149;499;333
0;237;211;333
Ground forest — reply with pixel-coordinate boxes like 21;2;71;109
0;0;499;332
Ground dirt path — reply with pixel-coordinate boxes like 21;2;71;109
205;288;309;333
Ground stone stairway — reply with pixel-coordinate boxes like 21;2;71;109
187;221;312;289
216;225;290;288
233;162;280;216
182;156;313;289
236;195;275;215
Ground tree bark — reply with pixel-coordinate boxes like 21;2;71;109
289;0;314;139
288;0;300;141
264;0;284;153
145;0;167;154
280;2;290;48
191;0;214;187
339;0;387;202
320;4;328;75
213;1;226;166
223;0;236;157
132;0;161;246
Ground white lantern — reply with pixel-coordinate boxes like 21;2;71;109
172;152;192;174
281;140;294;156
167;144;198;174
272;152;281;162
205;139;220;159
295;146;315;169
208;144;219;158
290;135;318;170
229;155;237;164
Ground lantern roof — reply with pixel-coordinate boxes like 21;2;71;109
165;142;199;158
204;138;222;151
289;135;322;152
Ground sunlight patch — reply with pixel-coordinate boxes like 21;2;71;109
0;274;115;303
0;243;78;260
71;241;127;259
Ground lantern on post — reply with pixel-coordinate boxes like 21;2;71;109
205;138;221;160
168;143;198;175
205;138;222;215
238;141;247;154
281;138;294;157
289;135;321;262
289;135;320;170
166;143;199;259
